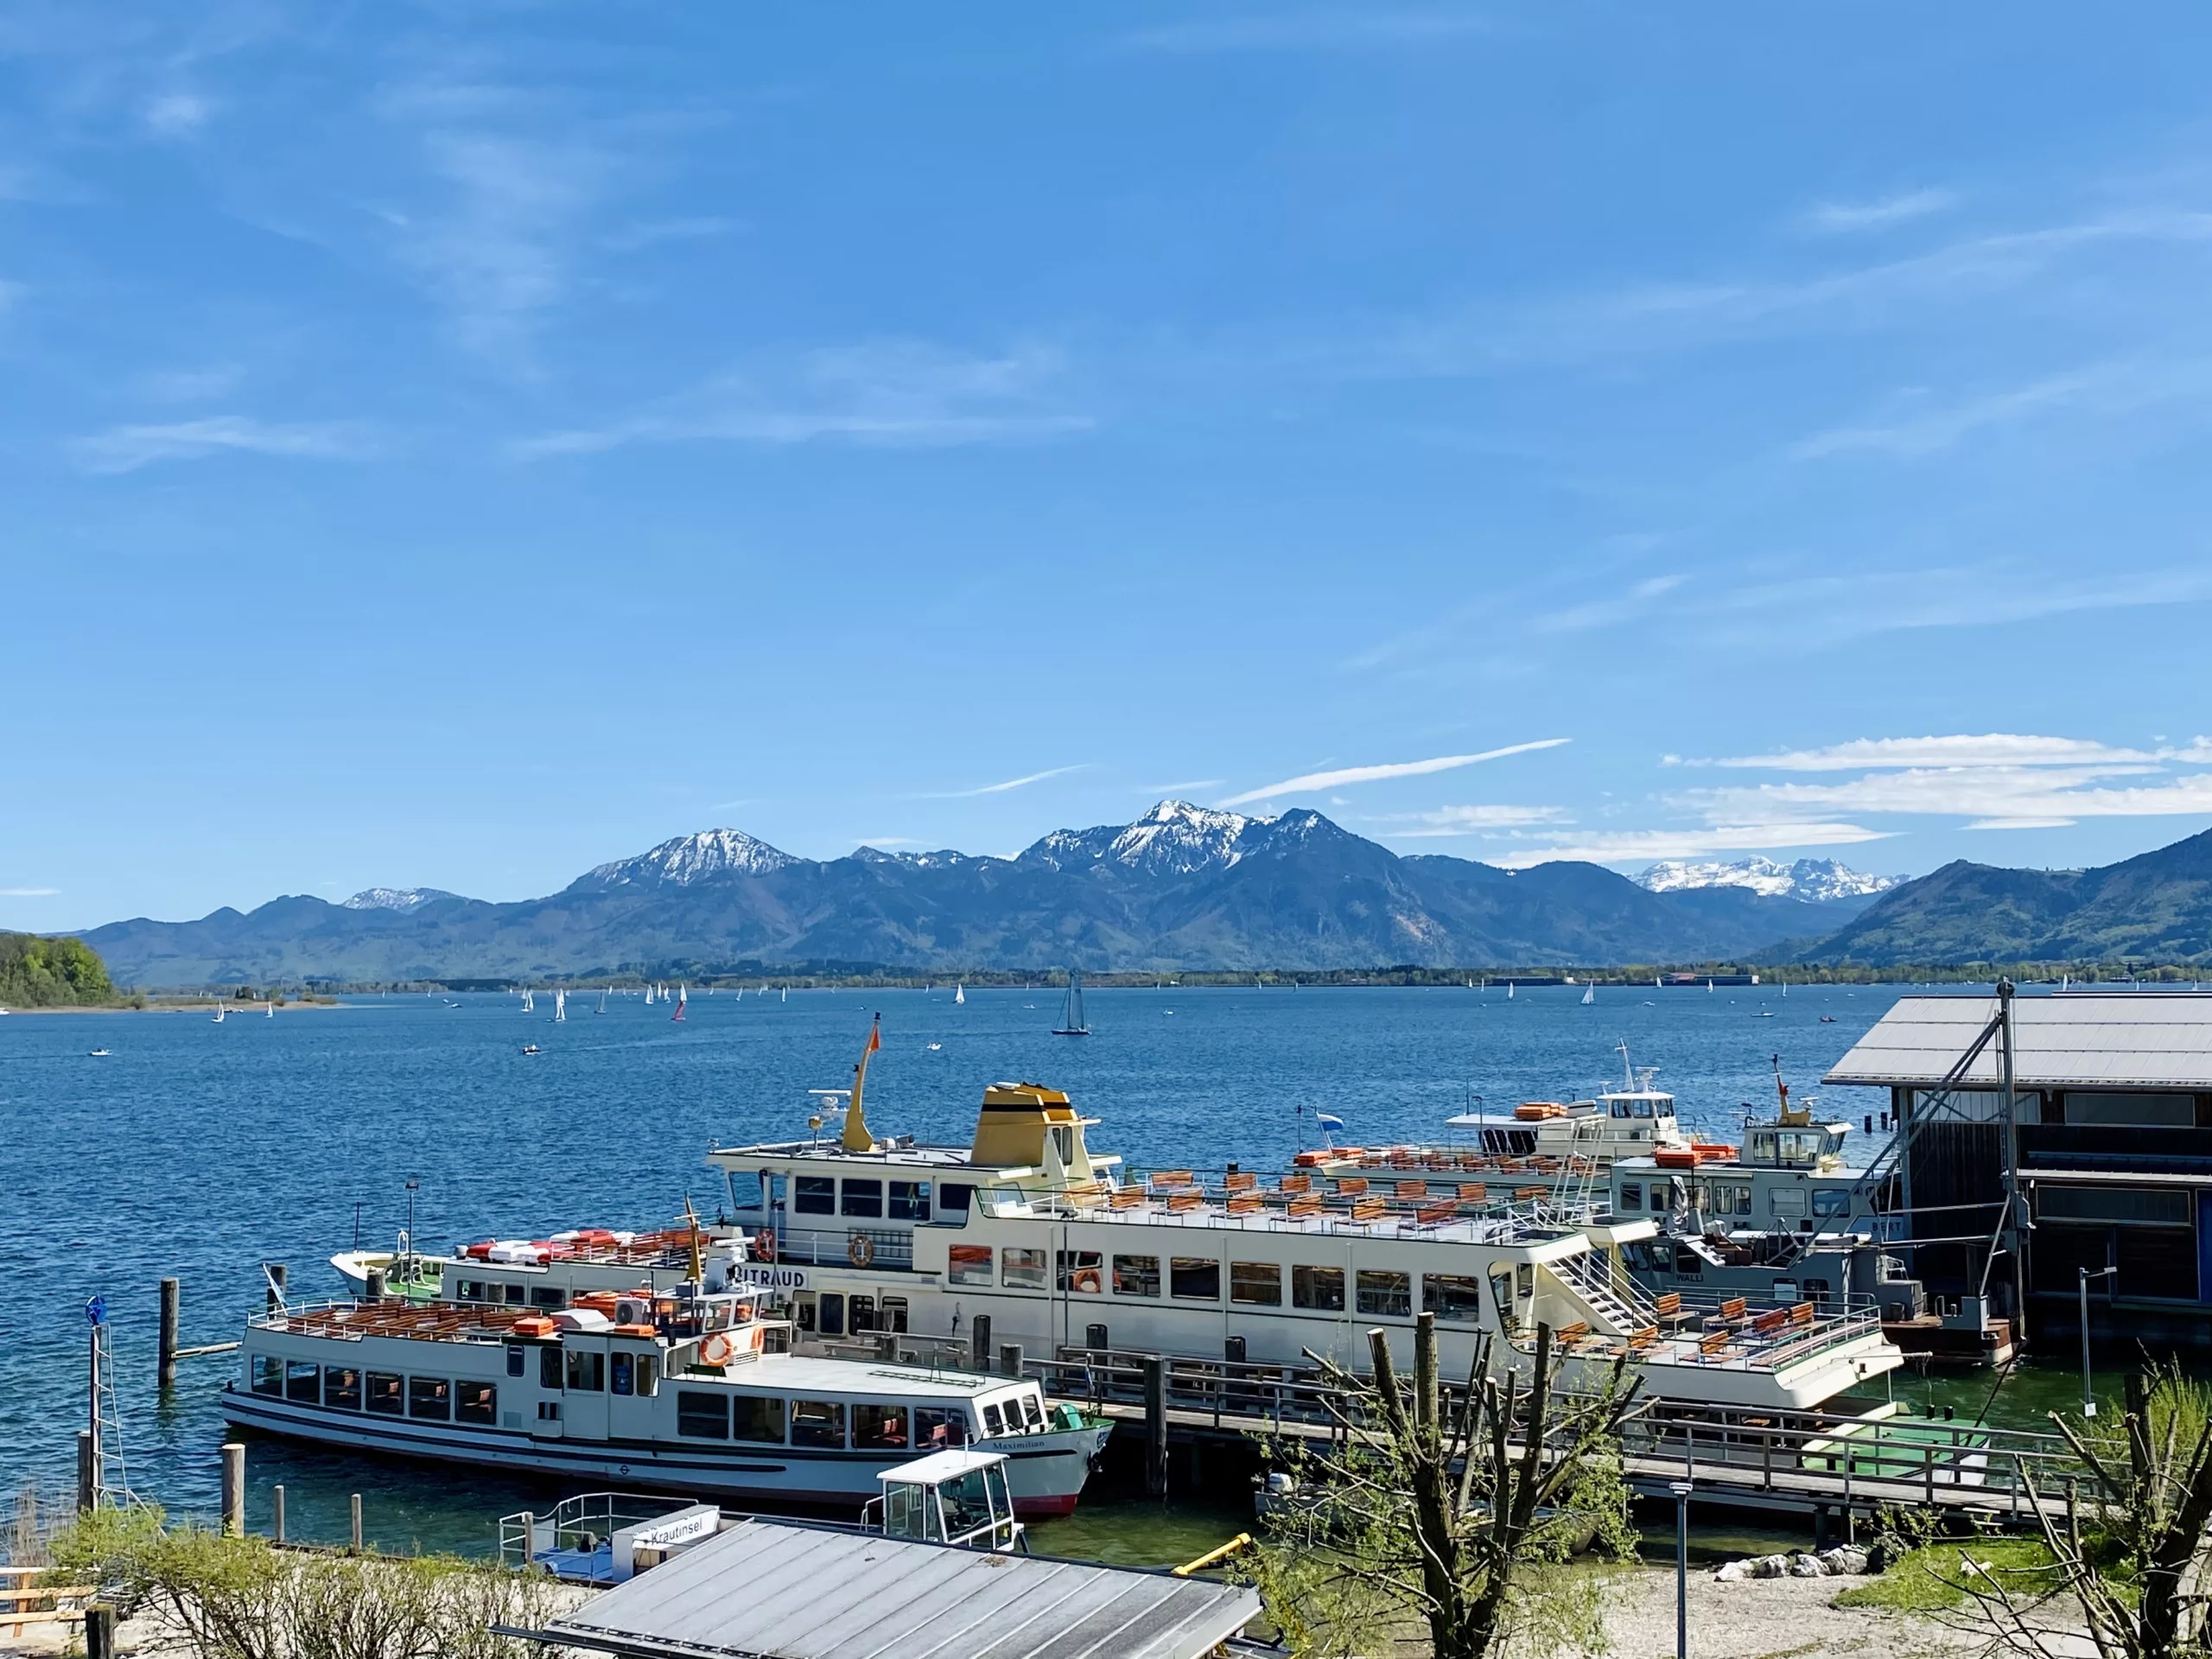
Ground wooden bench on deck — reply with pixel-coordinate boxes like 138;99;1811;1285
1350;1197;1389;1224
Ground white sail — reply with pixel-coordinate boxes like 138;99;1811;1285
555;989;566;1023
1581;982;1594;1006
955;983;965;1005
1507;982;1514;1000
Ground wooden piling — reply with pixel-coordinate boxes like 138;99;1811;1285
84;1605;115;1659
220;1443;245;1536
971;1314;990;1373
76;1431;95;1513
350;1494;363;1554
365;1268;386;1302
1144;1357;1169;1497
998;1343;1022;1380
158;1278;181;1388
272;1484;285;1545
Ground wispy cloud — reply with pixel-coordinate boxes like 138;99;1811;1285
135;363;245;404
0;887;60;898
918;764;1090;799
1790;356;2212;461
1376;804;1574;837
517;342;1090;457
852;836;922;847
144;92;213;137
1798;188;1955;237
73;416;368;474
1485;823;1892;869
1531;574;1684;634
1218;739;1569;808
1690;767;2212;828
1119;10;1489;54
599;216;739;254
1142;779;1226;796
1697;734;2212;772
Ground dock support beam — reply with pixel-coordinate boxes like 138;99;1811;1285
76;1431;96;1513
1145;1357;1169;1497
999;1343;1022;1380
971;1314;991;1375
85;1605;114;1659
158;1277;180;1388
272;1484;285;1545
350;1494;363;1554
219;1443;245;1536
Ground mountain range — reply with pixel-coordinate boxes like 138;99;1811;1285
74;804;2212;985
77;801;1889;986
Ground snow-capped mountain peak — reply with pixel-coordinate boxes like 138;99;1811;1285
1022;800;1266;875
341;887;462;912
577;828;798;890
1633;855;1903;902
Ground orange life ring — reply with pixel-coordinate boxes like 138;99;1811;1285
848;1233;875;1267
699;1332;736;1365
754;1230;776;1262
1072;1268;1103;1294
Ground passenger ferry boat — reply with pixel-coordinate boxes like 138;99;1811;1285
702;1028;1904;1412
224;1277;1109;1516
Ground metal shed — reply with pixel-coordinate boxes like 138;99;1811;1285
524;1516;1267;1659
1825;991;2212;1092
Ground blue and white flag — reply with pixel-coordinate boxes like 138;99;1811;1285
1315;1112;1346;1134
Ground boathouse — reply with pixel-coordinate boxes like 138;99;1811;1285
522;1512;1267;1659
1826;990;2212;1351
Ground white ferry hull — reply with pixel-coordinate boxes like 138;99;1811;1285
221;1387;1106;1516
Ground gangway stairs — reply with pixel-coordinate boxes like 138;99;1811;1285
1554;1247;1656;1333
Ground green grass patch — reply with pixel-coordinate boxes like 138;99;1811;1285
1833;1538;2061;1613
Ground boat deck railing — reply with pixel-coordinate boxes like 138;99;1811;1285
249;1300;521;1344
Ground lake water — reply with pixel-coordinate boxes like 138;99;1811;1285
1;980;2038;1557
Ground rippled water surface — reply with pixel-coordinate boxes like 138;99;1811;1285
3;981;1985;1551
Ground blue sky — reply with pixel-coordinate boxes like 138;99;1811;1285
9;3;2212;928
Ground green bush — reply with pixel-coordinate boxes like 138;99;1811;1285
0;932;114;1007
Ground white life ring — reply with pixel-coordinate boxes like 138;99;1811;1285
848;1233;876;1268
699;1332;736;1366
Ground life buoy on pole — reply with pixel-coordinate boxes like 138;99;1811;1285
755;1230;776;1262
1072;1268;1103;1294
700;1332;735;1366
848;1233;875;1268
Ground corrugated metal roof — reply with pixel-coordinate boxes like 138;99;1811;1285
1823;994;2212;1090
542;1517;1263;1659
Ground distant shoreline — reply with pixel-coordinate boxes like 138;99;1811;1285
0;997;345;1015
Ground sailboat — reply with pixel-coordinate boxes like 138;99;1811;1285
671;985;687;1023
1507;982;1515;1001
781;985;788;1003
521;989;535;1013
266;1001;273;1017
955;983;965;1006
1052;970;1090;1036
213;1004;226;1023
1707;979;1714;994
597;991;607;1014
554;989;566;1023
1581;981;1594;1007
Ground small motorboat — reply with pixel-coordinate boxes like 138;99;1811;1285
88;1048;111;1057
522;1044;542;1056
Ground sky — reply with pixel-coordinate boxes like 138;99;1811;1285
8;3;2212;929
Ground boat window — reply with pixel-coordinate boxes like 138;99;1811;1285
1230;1262;1282;1306
795;1177;836;1217
1516;1264;1534;1300
727;1172;765;1210
1001;1248;1048;1290
1671;1246;1701;1279
453;1278;481;1301
1113;1255;1160;1297
539;1347;563;1389
950;1245;995;1286
842;1179;884;1218
981;1401;1005;1436
1051;1126;1076;1166
1171;1258;1221;1300
1618;1185;1643;1211
889;1180;932;1221
850;1295;877;1332
1770;1189;1808;1218
1356;1270;1411;1318
325;1367;362;1410
881;1296;910;1333
819;1293;846;1338
565;1351;606;1392
1293;1265;1344;1312
677;1390;730;1439
611;1352;634;1395
1611;1100;1630;1119
915;1406;967;1449
636;1355;659;1396
504;1284;525;1306
366;1372;404;1415
286;1361;320;1403
1057;1250;1104;1294
1021;1394;1045;1429
795;1295;817;1332
791;1400;846;1449
251;1355;284;1396
1421;1274;1485;1325
505;1344;525;1377
940;1183;974;1214
530;1287;566;1309
408;1376;452;1421
1634;1100;1654;1118
456;1381;497;1425
732;1395;785;1442
1712;1183;1752;1217
1811;1189;1851;1217
855;1404;909;1448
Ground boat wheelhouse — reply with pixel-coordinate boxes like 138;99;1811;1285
224;1281;1108;1516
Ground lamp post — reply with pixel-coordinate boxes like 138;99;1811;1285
2079;1264;2117;1417
1669;1479;1694;1659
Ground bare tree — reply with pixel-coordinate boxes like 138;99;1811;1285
1253;1315;1642;1659
1950;1365;2212;1659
